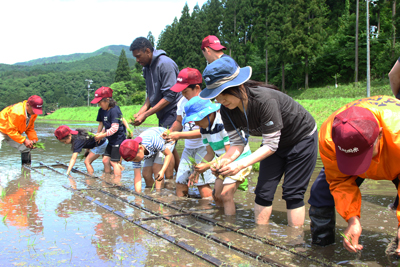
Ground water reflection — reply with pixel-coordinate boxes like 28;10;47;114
0;167;43;233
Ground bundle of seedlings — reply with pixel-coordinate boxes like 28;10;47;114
33;142;45;150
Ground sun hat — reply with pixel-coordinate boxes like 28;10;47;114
170;68;203;93
91;86;113;104
54;125;78;140
332;106;380;175
119;137;143;161
201;35;226;51
27;95;43;115
199;57;252;100
182;96;221;125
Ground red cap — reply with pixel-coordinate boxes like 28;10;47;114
332;106;379;175
170;68;203;92
54;125;78;140
27;95;43;115
201;35;226;51
119;137;143;161
91;86;113;104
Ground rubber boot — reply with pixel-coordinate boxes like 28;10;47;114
21;152;31;165
309;205;336;246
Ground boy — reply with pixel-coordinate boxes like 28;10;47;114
183;96;251;215
119;127;175;192
163;67;215;198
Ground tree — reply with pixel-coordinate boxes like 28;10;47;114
115;49;131;82
147;31;155;48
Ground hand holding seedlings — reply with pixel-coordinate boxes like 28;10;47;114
188;172;200;187
32;142;45;150
342;216;364;253
155;172;164;181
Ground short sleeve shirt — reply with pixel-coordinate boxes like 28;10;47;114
220;86;316;148
131;127;167;169
96;105;126;146
176;97;204;149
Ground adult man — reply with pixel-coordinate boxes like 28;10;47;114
129;37;181;128
0;95;43;164
201;35;237;65
308;95;400;255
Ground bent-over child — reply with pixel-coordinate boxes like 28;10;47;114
183;96;252;215
119;127;175;192
55;125;108;176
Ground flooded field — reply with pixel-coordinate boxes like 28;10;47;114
0;122;399;266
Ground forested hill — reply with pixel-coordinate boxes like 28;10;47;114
14;45;134;66
0;52;136;74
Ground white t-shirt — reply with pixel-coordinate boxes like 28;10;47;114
177;97;204;149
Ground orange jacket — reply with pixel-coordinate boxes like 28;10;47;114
320;95;400;226
0;100;38;144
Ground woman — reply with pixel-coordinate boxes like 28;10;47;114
199;57;318;227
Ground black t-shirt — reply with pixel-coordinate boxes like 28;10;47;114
96;105;126;146
220;86;316;149
72;137;106;153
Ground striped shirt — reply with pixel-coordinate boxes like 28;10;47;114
132;127;167;169
200;112;251;160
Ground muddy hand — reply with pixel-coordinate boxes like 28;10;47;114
155;173;164;181
343;217;364;253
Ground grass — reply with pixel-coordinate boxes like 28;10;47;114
38;105;159;125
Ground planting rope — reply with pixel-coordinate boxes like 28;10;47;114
52;161;338;267
62;185;230;267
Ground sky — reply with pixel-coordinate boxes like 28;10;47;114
0;0;207;65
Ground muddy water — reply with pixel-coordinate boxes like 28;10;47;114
0;122;399;266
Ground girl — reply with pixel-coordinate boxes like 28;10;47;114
199;57;318;227
55;125;108;176
91;86;126;176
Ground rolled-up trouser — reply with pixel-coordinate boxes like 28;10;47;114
0;132;30;153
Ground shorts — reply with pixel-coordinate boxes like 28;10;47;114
176;146;215;186
91;139;109;155
104;143;122;162
143;141;175;167
255;131;318;209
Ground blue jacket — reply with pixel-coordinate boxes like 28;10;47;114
142;50;181;121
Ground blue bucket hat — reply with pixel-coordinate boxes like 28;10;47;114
200;57;252;100
182;96;221;125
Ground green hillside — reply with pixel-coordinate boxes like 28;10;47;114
14;45;134;66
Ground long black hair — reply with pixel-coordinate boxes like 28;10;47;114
100;97;118;108
220;80;279;101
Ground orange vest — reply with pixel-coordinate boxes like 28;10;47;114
0;101;38;144
320;95;400;226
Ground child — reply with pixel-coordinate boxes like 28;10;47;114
183;96;252;215
163;67;215;198
91;86;126;176
119;127;175;192
55;125;108;176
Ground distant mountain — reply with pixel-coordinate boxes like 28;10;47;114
14;45;134;66
0;52;136;75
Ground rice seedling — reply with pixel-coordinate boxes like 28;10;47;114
186;156;205;184
87;131;96;137
126;128;133;139
33;142;45;150
2;213;8;224
339;231;356;250
1;188;8;200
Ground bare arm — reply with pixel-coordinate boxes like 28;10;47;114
96;122;103;134
156;148;173;180
66;152;79;175
389;60;400;98
136;97;151;116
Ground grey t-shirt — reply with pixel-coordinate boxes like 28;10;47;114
220;86;315;149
